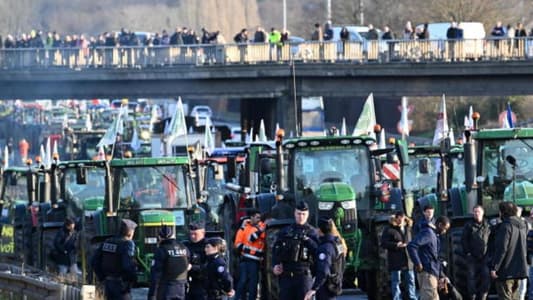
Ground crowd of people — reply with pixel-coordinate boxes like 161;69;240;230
49;195;533;300
2;20;533;51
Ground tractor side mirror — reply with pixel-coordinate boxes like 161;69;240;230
76;167;87;185
9;173;17;186
419;159;429;174
395;139;409;166
226;157;236;181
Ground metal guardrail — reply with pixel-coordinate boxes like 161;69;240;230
0;263;87;300
0;37;532;69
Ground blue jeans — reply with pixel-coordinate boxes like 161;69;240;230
234;259;260;300
390;269;416;300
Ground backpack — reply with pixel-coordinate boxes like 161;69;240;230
325;238;346;296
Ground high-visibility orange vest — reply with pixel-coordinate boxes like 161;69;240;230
234;221;266;261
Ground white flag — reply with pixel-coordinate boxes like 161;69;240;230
259;119;267;142
97;108;124;148
379;128;386;149
85;113;93;131
353;93;377;139
400;97;410;137
3;145;9;168
432;94;449;146
341;118;347;136
166;98;188;144
204;117;215;156
131;128;141;151
40;145;46;166
45;137;51;168
52;140;59;163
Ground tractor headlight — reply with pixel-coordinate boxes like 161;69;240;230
318;202;335;210
140;130;151;140
341;200;356;210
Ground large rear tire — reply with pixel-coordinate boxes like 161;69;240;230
449;227;468;298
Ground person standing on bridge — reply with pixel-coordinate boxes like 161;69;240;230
92;219;138;300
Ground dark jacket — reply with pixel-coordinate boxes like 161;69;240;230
490;216;528;280
311;234;338;291
461;218;490;260
407;222;441;278
53;227;78;266
381;217;413;271
206;253;233;299
272;223;319;272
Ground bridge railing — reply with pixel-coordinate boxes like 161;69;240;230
0;37;532;69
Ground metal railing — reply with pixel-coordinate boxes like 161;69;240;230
0;37;532;69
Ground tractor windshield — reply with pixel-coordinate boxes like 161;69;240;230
480;138;533;216
292;145;371;206
451;156;465;188
403;156;440;197
63;167;106;211
117;165;188;210
2;172;28;205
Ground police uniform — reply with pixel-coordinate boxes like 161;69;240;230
272;202;319;300
91;219;138;300
148;226;189;300
183;222;208;300
205;252;233;300
311;234;341;300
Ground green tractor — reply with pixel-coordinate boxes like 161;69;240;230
446;127;533;297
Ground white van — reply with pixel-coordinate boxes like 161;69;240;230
415;22;486;40
416;22;486;59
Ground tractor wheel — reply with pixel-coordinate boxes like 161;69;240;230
374;222;391;300
221;201;238;273
262;225;283;300
449;227;468;297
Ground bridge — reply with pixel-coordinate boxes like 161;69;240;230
1;38;533;131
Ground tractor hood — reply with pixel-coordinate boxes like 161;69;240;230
139;210;178;226
83;196;104;211
316;182;355;202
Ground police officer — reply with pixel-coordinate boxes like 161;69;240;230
272;201;319;300
148;225;190;300
305;217;345;300
91;219;138;300
204;237;235;300
183;221;208;300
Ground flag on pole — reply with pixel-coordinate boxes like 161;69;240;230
96;111;123;148
45;137;51;168
432;94;449;146
40;145;46;166
204;117;215;156
353;93;377;139
258;119;267;142
3;145;9;168
52;140;59;162
247;127;254;143
166;98;188;143
85;113;93;131
130;128;141;151
506;102;514;128
378;128;386;149
400;97;409;137
274;123;280;140
341;118;347;136
449;128;456;146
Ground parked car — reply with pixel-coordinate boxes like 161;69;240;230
190;105;213;126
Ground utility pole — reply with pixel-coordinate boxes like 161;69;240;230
326;0;331;23
359;0;364;25
283;0;287;32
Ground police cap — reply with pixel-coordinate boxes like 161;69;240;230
121;219;137;231
295;201;309;211
158;225;173;239
189;220;205;231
